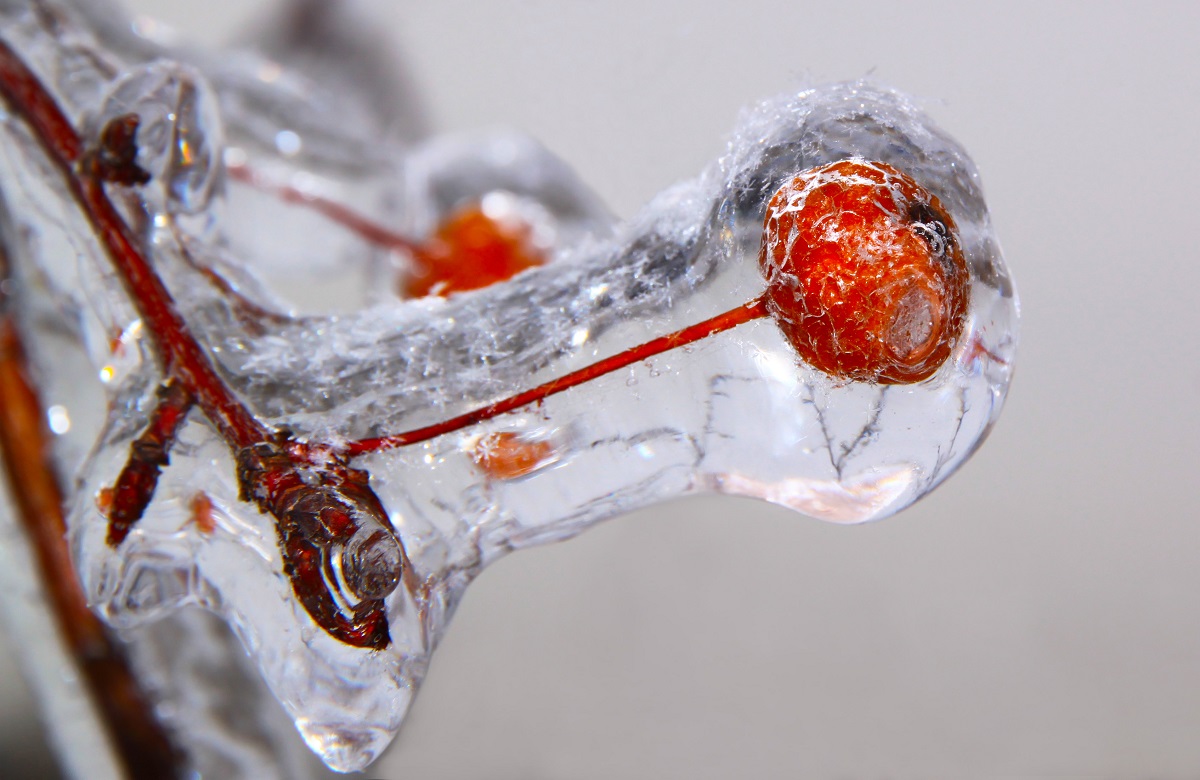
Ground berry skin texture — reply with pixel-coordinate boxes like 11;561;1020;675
759;158;970;384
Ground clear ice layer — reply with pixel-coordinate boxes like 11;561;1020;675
0;1;1017;775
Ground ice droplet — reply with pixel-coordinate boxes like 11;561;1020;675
337;528;402;601
91;61;223;214
296;720;393;774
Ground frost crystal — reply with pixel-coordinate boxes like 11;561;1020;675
0;1;1017;776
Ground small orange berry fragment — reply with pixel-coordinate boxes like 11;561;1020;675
404;201;546;298
759;158;970;384
96;486;115;514
190;492;215;535
470;432;557;480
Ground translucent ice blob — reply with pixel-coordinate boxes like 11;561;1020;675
0;2;1015;775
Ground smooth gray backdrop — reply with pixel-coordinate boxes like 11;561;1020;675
2;1;1198;778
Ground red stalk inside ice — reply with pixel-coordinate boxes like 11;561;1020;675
348;158;969;454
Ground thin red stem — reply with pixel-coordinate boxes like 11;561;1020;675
227;161;422;254
347;295;769;455
104;379;195;546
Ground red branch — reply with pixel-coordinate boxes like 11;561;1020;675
103;379;195;546
0;42;269;448
0;38;396;652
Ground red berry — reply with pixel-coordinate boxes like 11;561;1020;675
759;159;970;384
404;203;545;298
470;431;557;480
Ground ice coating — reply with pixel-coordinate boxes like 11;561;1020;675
0;2;1017;776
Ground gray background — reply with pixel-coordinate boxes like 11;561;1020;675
2;1;1199;778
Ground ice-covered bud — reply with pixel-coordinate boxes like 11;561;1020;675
235;442;404;635
283;487;359;544
276;480;403;603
